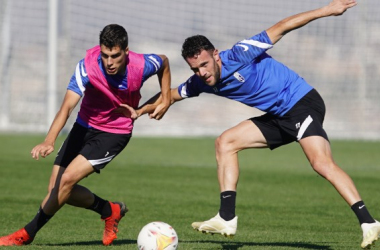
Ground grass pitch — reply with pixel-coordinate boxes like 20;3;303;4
0;134;379;249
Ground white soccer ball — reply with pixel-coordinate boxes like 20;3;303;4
137;221;178;250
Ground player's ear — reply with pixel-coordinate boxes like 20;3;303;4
124;46;129;55
213;49;220;61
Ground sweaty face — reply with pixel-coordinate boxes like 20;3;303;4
186;49;221;86
100;45;128;75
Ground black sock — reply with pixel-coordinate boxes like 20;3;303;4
219;191;236;221
24;207;53;238
351;201;375;225
100;202;112;219
86;194;110;218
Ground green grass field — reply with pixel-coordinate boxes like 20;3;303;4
0;134;379;250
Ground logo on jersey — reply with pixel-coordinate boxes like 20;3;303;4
236;44;249;51
233;72;245;83
213;87;218;93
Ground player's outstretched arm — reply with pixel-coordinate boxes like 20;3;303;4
116;55;172;120
31;90;81;160
130;88;182;120
149;54;171;120
116;93;160;120
122;87;182;121
266;0;357;45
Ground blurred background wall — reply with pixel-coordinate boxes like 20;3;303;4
0;0;379;139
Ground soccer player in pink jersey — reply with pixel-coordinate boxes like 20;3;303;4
0;24;171;246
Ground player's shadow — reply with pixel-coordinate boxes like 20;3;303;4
181;239;333;249
41;239;333;249
42;239;136;247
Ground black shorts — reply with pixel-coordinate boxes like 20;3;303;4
54;122;131;173
250;89;329;150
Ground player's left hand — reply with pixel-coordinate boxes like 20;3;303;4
114;103;139;120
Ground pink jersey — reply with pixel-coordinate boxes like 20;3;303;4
78;45;144;134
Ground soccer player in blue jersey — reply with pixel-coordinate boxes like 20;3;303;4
0;24;171;246
143;0;379;248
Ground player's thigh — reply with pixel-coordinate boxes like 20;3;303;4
218;120;268;151
61;155;95;185
299;135;333;164
79;130;131;173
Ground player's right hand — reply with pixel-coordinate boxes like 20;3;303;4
328;0;357;16
149;101;170;120
31;142;54;160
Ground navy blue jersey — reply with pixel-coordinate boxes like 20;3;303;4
68;54;163;96
178;31;313;116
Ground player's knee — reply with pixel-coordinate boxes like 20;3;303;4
310;158;337;179
215;133;236;155
59;172;77;191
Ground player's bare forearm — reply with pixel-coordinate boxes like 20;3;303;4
114;54;172;120
266;0;357;44
137;88;183;120
148;55;171;119
31;110;68;160
158;55;171;106
170;88;184;104
45;110;69;144
136;92;162;117
116;93;161;120
31;90;80;160
46;91;79;143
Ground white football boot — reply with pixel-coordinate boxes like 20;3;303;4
191;213;237;238
361;220;380;249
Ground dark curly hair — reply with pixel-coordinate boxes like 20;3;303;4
99;24;128;50
181;35;215;59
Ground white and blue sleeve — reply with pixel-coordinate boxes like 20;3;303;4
142;54;163;82
177;75;203;98
67;59;90;96
229;30;273;63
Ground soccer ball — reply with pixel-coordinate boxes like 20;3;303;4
137;221;178;250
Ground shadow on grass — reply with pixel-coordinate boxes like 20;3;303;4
41;239;332;249
181;239;333;249
42;239;136;246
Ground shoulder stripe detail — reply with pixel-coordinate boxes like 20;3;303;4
180;83;189;98
148;55;160;72
75;62;86;93
80;61;87;77
238;39;273;49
